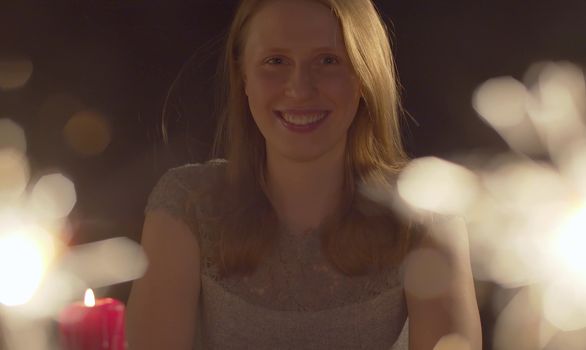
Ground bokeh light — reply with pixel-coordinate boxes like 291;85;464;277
0;226;56;306
481;158;570;216
59;237;148;289
537;62;585;115
526;62;586;158
397;157;479;215
552;203;586;278
466;60;586;347
63;110;111;157
542;277;586;332
0;54;34;91
15;268;84;320
486;235;540;288
461;154;578;286
0;118;27;153
0;148;30;204
473;76;546;155
473;76;529;129
29;173;77;220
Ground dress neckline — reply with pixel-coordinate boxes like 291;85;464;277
279;222;320;239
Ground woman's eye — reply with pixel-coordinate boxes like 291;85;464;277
322;56;339;65
265;57;284;65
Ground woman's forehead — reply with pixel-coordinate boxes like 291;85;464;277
244;0;343;53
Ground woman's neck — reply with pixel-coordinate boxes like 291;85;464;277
265;147;346;234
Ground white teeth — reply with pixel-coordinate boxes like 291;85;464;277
281;112;327;126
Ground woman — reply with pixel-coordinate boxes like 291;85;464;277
126;0;482;349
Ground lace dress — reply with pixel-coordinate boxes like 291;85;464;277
145;160;409;349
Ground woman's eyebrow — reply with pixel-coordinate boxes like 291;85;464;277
258;46;343;53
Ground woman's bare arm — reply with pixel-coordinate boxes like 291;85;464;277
126;210;201;350
405;216;482;350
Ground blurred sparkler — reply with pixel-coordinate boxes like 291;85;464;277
394;61;586;349
0;119;147;350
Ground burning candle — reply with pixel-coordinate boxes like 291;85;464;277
59;289;125;350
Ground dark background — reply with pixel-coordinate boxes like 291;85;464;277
2;0;586;348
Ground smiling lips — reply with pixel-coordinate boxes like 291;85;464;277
276;110;329;132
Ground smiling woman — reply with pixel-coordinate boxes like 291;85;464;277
125;0;481;349
242;0;361;163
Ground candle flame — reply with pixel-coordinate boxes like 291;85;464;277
84;288;95;307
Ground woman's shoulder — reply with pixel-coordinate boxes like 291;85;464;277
144;159;227;220
167;158;226;182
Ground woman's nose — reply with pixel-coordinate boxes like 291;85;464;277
284;65;317;99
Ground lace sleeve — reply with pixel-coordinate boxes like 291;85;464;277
144;165;196;221
144;160;226;238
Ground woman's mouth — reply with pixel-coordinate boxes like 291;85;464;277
275;110;329;133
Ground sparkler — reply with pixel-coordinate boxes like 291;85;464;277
0;119;147;350
396;61;586;349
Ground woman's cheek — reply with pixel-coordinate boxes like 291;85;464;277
253;69;288;91
321;74;360;98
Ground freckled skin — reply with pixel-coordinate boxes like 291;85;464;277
242;0;361;162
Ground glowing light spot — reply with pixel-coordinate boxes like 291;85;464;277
0;148;29;203
403;248;450;299
63;110;111;156
84;289;96;307
488;235;541;288
538;62;586;114
553;203;586;279
483;160;569;215
433;333;471;350
471;76;545;154
15;268;82;319
543;277;586;331
468;61;586;344
0;55;34;90
465;196;508;281
0;118;27;153
398;157;479;215
60;237;147;288
472;76;529;129
0;226;55;306
527;87;582;139
526;62;586;153
30;173;76;220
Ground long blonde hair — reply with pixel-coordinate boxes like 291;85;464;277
208;0;416;277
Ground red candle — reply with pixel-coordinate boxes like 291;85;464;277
59;289;126;350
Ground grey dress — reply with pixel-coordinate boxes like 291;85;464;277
145;159;409;349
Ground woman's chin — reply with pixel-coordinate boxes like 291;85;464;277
266;141;346;164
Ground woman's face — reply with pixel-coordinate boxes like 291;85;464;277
242;0;361;162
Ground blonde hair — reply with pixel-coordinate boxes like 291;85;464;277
207;0;416;277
